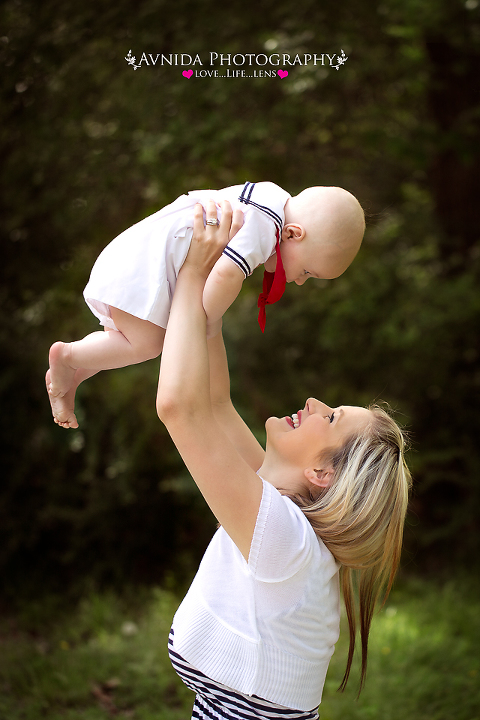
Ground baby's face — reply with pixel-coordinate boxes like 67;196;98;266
281;186;365;284
281;232;352;285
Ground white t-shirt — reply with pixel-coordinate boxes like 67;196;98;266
83;181;291;329
172;479;341;711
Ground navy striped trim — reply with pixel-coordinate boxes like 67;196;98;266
238;182;283;233
222;246;251;278
239;181;255;204
168;630;319;720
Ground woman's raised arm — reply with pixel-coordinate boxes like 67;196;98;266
207;332;265;471
156;200;263;560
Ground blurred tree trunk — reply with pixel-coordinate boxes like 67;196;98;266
425;19;480;267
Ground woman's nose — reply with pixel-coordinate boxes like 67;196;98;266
306;398;332;414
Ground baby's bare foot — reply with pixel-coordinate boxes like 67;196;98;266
48;342;76;396
45;368;79;428
46;344;79;428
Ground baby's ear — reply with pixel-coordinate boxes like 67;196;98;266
304;466;334;488
282;223;306;242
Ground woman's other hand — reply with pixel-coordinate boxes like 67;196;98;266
184;199;243;279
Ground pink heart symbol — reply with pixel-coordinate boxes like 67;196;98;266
278;69;288;79
182;69;193;79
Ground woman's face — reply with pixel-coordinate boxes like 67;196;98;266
265;397;372;468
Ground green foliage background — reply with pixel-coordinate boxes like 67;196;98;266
1;0;479;599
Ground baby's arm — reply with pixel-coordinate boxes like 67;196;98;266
202;254;245;334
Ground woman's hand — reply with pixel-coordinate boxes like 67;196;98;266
183;199;243;280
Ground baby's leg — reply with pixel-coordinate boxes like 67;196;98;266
49;309;165;391
48;309;165;428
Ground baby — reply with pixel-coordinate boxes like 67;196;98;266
46;181;365;429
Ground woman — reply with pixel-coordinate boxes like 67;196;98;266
156;200;411;719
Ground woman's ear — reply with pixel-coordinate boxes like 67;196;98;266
304;466;334;488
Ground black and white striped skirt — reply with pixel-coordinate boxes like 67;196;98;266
168;629;319;720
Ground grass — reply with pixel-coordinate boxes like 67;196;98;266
0;588;191;719
0;577;479;719
321;577;480;720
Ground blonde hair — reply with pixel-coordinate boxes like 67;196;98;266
288;405;411;693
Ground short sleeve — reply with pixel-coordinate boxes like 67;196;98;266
186;182;290;278
222;210;277;277
248;480;318;583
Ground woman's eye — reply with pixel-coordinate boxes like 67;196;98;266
329;413;335;423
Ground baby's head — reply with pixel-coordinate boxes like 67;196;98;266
282;186;365;285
